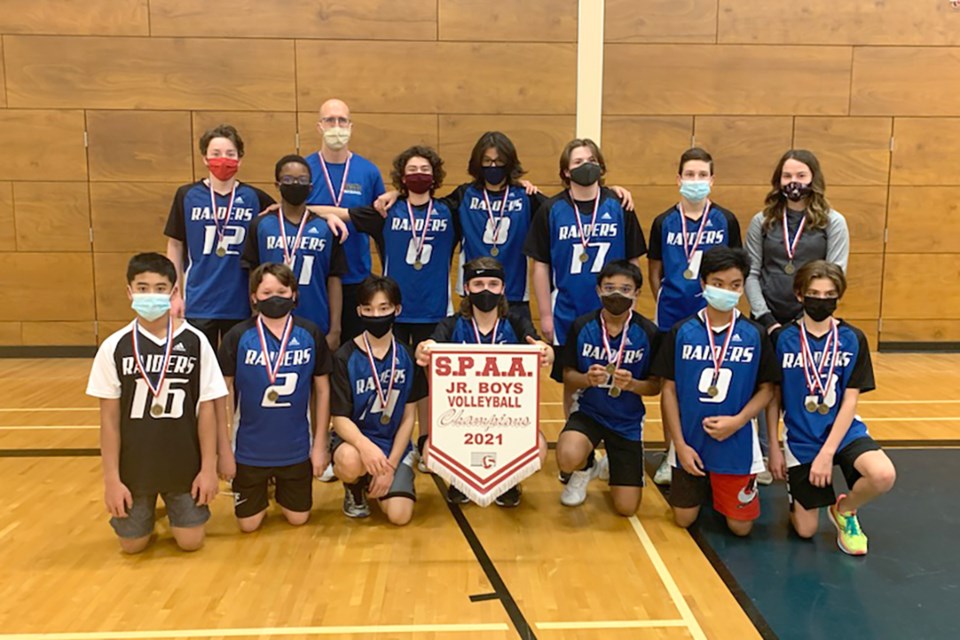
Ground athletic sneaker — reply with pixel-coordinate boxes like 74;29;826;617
495;485;522;508
757;457;773;486
828;494;868;556
560;463;599;507
342;486;370;518
596;454;610;481
447;484;470;504
654;458;672;485
319;462;336;483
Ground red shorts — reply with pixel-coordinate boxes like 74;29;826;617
670;467;760;521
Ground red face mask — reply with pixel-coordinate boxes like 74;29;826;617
207;157;239;181
402;172;433;195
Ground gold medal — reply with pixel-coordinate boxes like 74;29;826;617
605;363;617;375
151;404;163;417
784;261;795;275
707;385;719;397
818;403;830;415
683;268;694;280
579;252;589;263
380;414;391;425
267;390;279;402
414;260;423;271
805;399;818;413
608;386;621;398
216;246;227;257
490;246;499;257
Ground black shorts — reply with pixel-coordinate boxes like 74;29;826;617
340;282;362;344
394;322;437;351
551;354;567;384
561;411;645;486
787;436;883;510
186;317;245;351
232;460;313;518
507;300;532;323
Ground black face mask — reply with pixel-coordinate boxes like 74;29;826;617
279;183;311;206
360;312;395;338
257;295;297;319
803;297;837;322
482;166;507;186
469;289;502;313
569;162;602;187
600;292;634;316
781;181;812;202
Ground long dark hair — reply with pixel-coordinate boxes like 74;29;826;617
467;131;526;186
762;149;832;231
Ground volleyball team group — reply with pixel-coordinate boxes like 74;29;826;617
86;98;896;558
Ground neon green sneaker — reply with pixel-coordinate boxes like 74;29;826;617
828;494;868;556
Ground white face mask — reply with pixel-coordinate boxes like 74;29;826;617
323;126;351;150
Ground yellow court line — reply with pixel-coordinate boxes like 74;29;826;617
0;622;511;640
536;619;687;630
628;516;707;640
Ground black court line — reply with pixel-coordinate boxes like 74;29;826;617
0;448;100;457
430;474;537;640
469;592;500;602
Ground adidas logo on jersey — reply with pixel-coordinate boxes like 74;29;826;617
732;334;742;343
308;227;319;234
173;342;187;352
601;212;613;220
235;196;245;204
289;337;300;346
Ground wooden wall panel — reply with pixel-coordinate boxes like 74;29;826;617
21;322;96;346
151;0;436;40
296;41;576;114
605;0;717;44
881;320;960;343
94;253;135;322
87;111;193;182
793;117;892;186
601;116;693;185
604;45;852;116
0;39;5;108
0;183;15;252
886;187;960;254
0;253;95;321
0;1;148;36
440;0;576;42
0;323;21;346
693;117;792;185
625;186;688;232
192;112;298;184
297;112;438;186
0;110;86;181
827;187;887;255
718;0;960;46
852;48;960;116
438;115;575;188
881;254;960;320
708;185;768;232
12;182;90;252
836;253;882;320
4;36;296;110
891;118;960;186
90;183;175;254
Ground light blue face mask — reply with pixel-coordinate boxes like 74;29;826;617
131;293;171;321
702;285;741;312
679;180;711;202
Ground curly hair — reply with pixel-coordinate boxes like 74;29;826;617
390;145;446;196
467;131;526;186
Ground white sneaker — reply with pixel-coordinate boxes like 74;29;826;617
654;458;672;486
596;454;610;481
757;457;773;485
319;462;336;483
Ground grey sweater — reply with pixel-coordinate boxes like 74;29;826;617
744;208;850;328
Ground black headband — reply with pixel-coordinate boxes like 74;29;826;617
464;266;505;282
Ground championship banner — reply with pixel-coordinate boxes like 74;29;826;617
426;344;541;507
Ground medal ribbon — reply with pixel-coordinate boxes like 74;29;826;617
600;309;632;370
798;319;839;399
482;186;510;251
782;208;806;263
318;151;353;207
704;309;738;385
362;332;397;417
276;207;311;266
256;315;294;385
131;316;175;402
678;199;711;264
571;189;601;254
471;317;500;345
209;182;237;250
406;199;434;262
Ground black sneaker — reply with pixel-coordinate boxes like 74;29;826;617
446;484;470;504
495;484;522;508
342;485;370;518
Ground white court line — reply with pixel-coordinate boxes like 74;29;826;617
536;619;687;630
627;516;707;640
0;426;97;430
539;400;960;406
0;622;510;640
0;408;98;412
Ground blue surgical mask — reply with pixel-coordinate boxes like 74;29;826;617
679;180;711;202
131;293;171;321
702;285;741;312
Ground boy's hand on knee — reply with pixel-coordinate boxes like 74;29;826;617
105;479;133;518
677;444;706;477
192;468;219;506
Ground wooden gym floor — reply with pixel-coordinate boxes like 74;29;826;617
0;353;956;640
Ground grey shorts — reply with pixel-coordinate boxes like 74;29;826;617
110;492;210;539
332;435;417;501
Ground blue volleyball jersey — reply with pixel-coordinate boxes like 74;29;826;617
218;316;332;467
165;181;275;319
450;183;544;302
331;339;428;456
652;310;780;474
648;203;742;330
430;312;539;345
561;310;659;440
349;200;461;324
305;152;385;285
524;189;646;345
773;320;874;466
241;210;347;335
